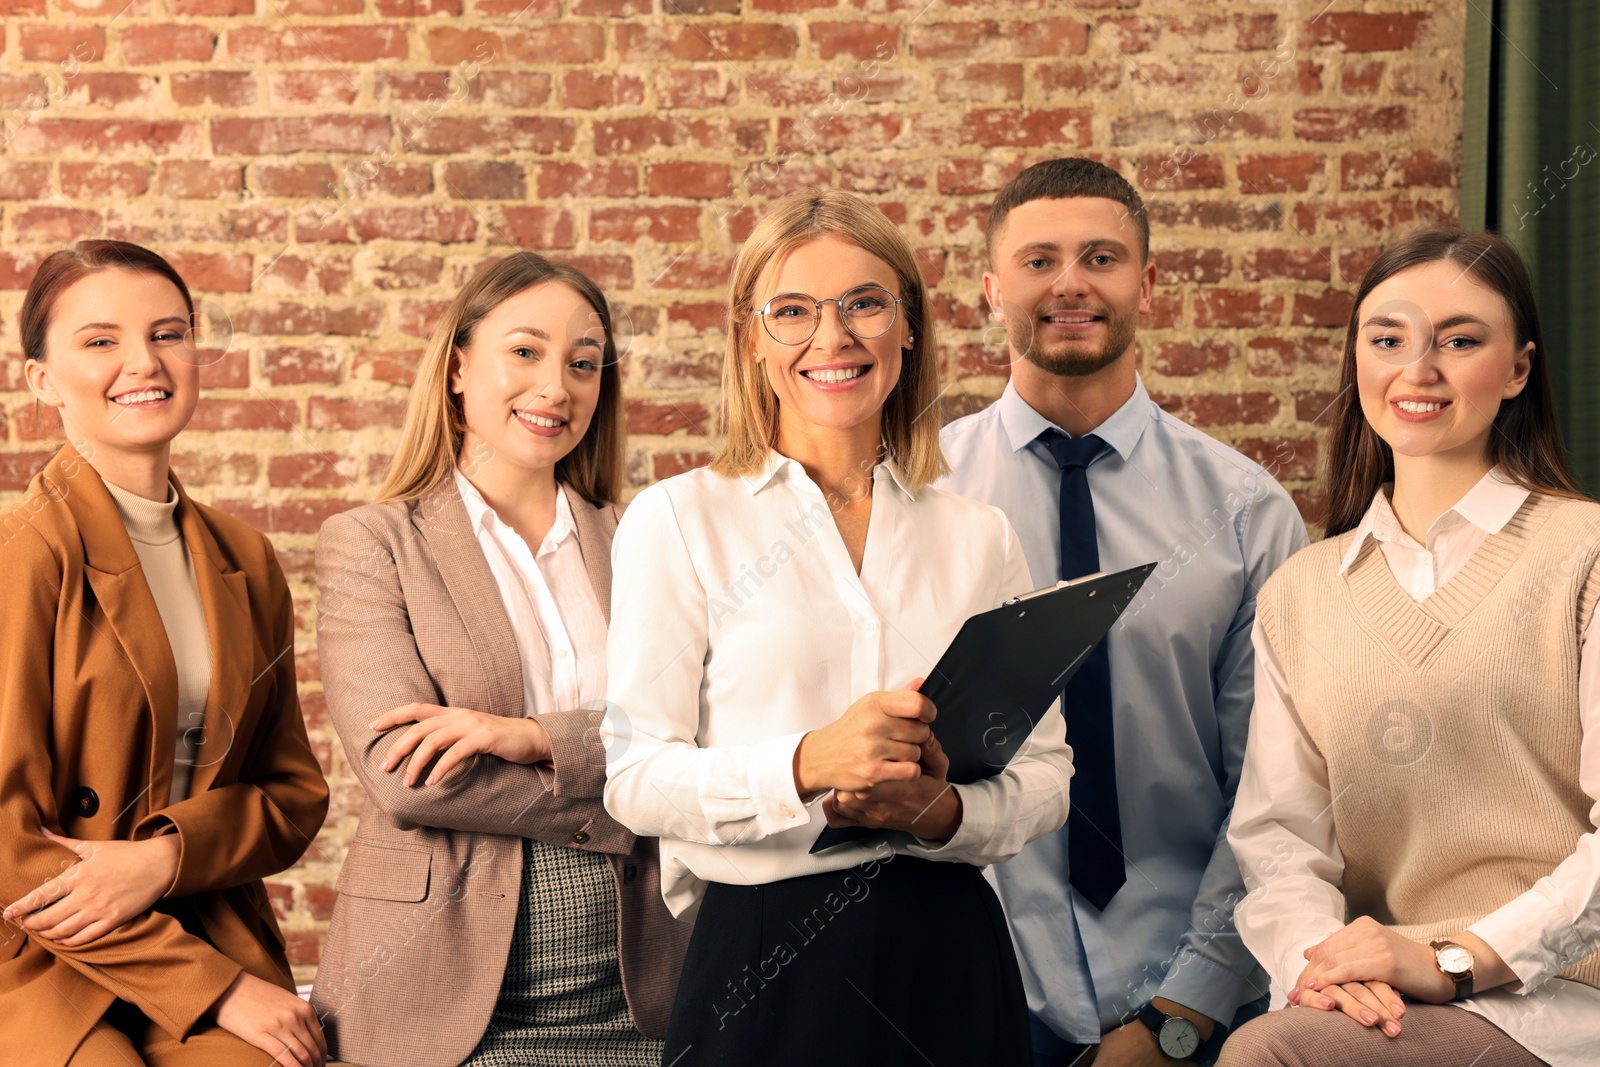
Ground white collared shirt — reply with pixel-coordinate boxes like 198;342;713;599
601;450;1073;919
1233;467;1600;1067
1336;467;1532;600
454;471;607;717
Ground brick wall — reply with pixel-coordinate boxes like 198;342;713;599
0;1;1464;979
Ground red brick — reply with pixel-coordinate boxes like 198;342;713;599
166;251;254;293
652;450;713;479
591;205;701;244
1339;149;1458;191
308;398;407;431
1290;200;1388;237
626;399;708;437
171;71;256;108
211;116;390;156
1293;106;1411;143
12;402;60;441
653;252;732;290
0;452;53;491
1291;289;1355;328
277;0;361;13
190;399;297;432
500;207;577;249
348;207;477;244
1303;12;1429;53
561;71;645;110
353;348;423;385
1240;247;1331;283
119;25;214;65
1341;59;1385;95
744;70;831;109
198;353;250;389
1246;336;1341;377
1136;153;1226;192
270;71;360;108
616;23;797;62
1154;248;1230;285
72;73;158;106
646;162;732;200
0;163;49;201
228;26;406;63
568;0;645;12
171;0;254;11
303;883;340;920
404;116;574;155
233;302;382;337
18;24;104;62
1234;437;1319;481
1149;391;1279;427
929;108;1090;149
11;120;199;157
1294;390;1344;424
1151;340;1232;377
171;450;259;485
443;161;525;200
376;0;460;13
1036;60;1122;96
536;162;637;199
1237;153;1324;194
158;161;242;199
216;499;359;536
1193;290;1284;329
1012;18;1091;59
935;63;1024;104
254;163;337;199
262;347;344;386
655;70;736;109
268;452;358;488
1338;246;1382;285
14;206;105;243
812;22;902;59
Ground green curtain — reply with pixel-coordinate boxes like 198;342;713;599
1462;0;1600;496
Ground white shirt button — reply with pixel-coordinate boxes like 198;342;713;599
555;648;569;660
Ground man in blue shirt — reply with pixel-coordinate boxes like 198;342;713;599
937;158;1309;1066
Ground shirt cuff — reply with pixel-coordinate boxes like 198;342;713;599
745;730;812;837
906;782;990;860
1155;953;1265;1028
1467;885;1574;993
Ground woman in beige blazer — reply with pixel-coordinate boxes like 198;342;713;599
310;252;688;1067
0;241;330;1067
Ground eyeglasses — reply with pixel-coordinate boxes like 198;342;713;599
752;284;902;346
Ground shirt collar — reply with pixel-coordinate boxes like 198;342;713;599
997;372;1152;462
739;448;916;500
454;469;576;555
1338;466;1530;574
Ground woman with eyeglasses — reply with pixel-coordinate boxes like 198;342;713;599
600;190;1073;1066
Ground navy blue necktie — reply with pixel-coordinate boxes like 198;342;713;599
1040;429;1125;911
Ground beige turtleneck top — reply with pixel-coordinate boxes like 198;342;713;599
104;480;213;804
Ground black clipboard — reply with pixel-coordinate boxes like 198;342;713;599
809;561;1156;854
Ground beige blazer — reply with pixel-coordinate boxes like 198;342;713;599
308;478;689;1067
0;444;329;1067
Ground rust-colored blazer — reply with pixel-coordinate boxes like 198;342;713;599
309;478;690;1067
0;444;331;1067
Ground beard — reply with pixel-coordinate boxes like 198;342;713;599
1006;300;1139;378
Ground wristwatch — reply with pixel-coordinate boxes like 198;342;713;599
1137;1003;1203;1061
1430;940;1476;1000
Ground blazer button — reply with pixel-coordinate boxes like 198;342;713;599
572;830;589;845
73;787;99;819
623;864;637;884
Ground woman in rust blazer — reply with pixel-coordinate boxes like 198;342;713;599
310;252;688;1067
0;243;330;1067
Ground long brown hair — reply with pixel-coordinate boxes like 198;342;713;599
21;240;196;364
711;190;947;491
1323;228;1586;535
376;252;624;505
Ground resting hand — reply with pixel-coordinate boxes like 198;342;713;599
825;731;962;843
794;678;934;795
1292;915;1454;1008
2;831;179;947
211;971;327;1067
1291;980;1407;1038
374;702;552;786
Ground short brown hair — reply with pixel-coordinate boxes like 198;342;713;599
710;190;947;491
1322;228;1586;534
985;158;1149;264
22;240;195;364
377;252;625;506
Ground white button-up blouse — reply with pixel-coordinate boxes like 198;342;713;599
602;450;1074;919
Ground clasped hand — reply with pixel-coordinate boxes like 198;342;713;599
3;830;179;947
795;679;963;843
1288;915;1461;1038
374;702;553;786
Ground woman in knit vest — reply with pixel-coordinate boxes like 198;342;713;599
0;241;331;1066
1218;229;1599;1067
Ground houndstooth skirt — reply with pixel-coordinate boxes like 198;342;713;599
461;837;663;1067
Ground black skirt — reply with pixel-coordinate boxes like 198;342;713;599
663;851;1030;1067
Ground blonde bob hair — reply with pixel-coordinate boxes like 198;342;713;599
376;252;624;505
709;190;947;491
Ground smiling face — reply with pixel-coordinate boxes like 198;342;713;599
1354;260;1533;464
449;280;605;476
24;267;200;460
984;196;1153;377
751;233;912;444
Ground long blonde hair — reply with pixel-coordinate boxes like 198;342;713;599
710;190;947;490
376;252;624;505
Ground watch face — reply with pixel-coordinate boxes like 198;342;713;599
1438;946;1473;975
1159;1018;1201;1058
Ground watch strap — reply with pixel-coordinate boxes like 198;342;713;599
1136;1003;1206;1061
1430;939;1476;999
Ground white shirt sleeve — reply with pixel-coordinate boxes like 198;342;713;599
601;484;813;847
910;513;1074;866
1466;584;1600;992
1228;614;1350;996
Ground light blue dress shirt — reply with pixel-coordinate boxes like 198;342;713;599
936;375;1309;1042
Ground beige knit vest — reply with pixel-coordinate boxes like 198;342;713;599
1258;493;1600;989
